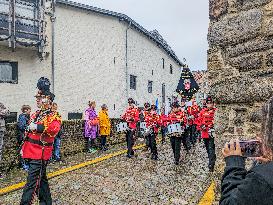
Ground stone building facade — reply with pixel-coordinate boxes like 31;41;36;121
0;0;182;120
208;0;273;140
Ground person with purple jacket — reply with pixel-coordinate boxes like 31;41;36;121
84;101;99;153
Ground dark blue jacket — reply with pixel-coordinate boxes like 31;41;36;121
17;113;30;143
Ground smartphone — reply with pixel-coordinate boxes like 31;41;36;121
239;140;263;158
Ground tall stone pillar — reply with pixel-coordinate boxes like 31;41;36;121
208;1;273;200
208;0;273;142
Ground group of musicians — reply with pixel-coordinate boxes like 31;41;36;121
121;96;217;171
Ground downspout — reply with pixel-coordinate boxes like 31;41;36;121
125;21;131;100
51;0;56;93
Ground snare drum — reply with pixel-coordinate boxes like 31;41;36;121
116;122;128;133
167;123;183;136
140;122;146;129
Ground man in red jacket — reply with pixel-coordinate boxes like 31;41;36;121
20;77;61;205
145;105;160;160
198;96;216;172
168;102;187;165
187;100;201;146
121;98;140;158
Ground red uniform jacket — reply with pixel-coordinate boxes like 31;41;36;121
167;111;187;128
145;110;160;133
122;107;140;130
198;107;216;139
187;105;201;126
22;110;62;160
160;114;168;127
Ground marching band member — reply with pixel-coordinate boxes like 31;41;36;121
180;97;191;152
160;107;168;144
145;104;160;160
168;102;187;165
121;98;140;158
142;102;151;151
187;99;201;146
198;96;217;172
20;77;61;205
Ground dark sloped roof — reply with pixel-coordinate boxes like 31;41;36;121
56;0;183;66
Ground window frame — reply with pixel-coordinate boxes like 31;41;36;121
130;75;137;90
170;64;173;74
0;61;18;84
148;80;153;93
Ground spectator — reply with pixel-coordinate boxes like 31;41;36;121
0;102;10;179
17;105;31;171
220;97;273;205
51;103;63;162
98;104;111;151
84;101;99;153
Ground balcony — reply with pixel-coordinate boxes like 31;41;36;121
0;0;46;51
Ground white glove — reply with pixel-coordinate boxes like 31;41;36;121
28;122;38;131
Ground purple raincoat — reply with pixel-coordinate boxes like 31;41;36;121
84;107;98;139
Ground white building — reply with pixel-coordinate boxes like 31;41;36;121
0;0;183;120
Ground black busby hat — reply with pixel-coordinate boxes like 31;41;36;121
128;98;135;104
151;104;157;110
36;77;55;101
144;102;150;109
171;102;180;108
206;96;213;103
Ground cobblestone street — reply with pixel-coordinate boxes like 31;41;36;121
0;141;211;205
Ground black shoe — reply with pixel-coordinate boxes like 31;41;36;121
208;164;214;172
131;150;135;156
127;154;132;158
151;154;158;160
175;161;179;165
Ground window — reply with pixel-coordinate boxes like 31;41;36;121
0;61;18;83
162;58;165;69
130;75;137;90
152;70;154;75
68;112;83;120
148;81;153;93
170;64;173;74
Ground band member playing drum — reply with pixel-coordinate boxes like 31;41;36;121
167;102;187;165
198;96;216;172
144;104;160;160
121;98;140;158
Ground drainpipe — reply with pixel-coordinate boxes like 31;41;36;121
51;0;56;93
125;21;131;100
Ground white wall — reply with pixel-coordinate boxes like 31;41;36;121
127;28;181;108
54;5;127;119
0;45;52;114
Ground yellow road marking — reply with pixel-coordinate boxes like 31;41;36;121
198;181;215;205
0;144;146;196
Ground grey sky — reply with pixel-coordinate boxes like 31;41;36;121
74;0;209;71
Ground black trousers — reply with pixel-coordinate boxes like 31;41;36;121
170;136;182;163
126;130;135;155
203;138;216;167
161;126;166;143
87;138;96;150
182;130;191;151
147;132;158;156
100;135;107;147
20;160;52;205
188;125;197;145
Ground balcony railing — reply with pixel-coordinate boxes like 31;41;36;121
0;0;46;51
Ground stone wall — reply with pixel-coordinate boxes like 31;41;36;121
208;0;273;140
0;119;126;171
